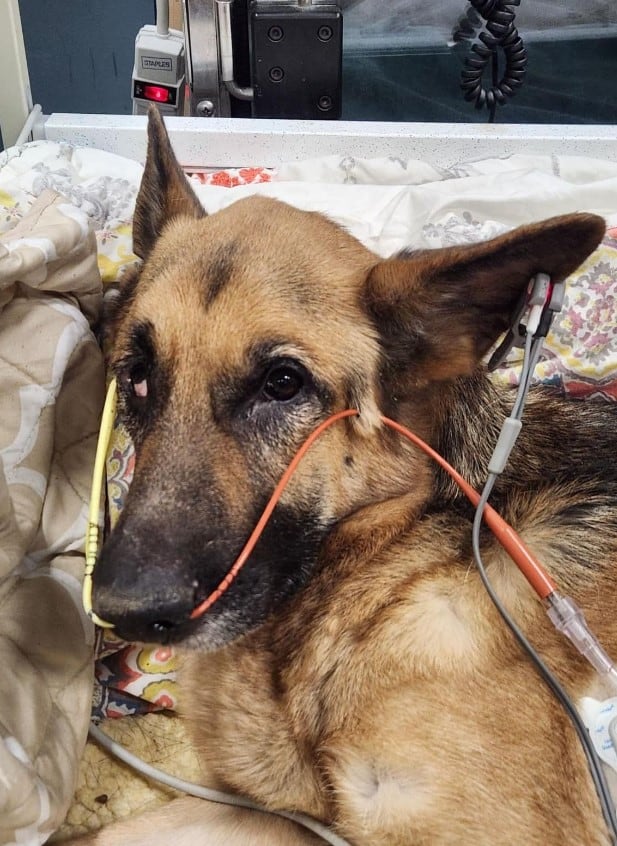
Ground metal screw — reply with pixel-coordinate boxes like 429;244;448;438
269;66;285;83
196;99;215;117
317;94;333;111
268;25;284;42
318;25;333;41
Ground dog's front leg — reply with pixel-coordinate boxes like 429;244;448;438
67;795;324;846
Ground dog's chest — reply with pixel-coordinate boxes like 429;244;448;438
182;566;615;846
182;573;498;817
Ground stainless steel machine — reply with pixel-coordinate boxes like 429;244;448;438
183;0;364;119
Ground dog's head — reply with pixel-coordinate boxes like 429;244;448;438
92;108;604;647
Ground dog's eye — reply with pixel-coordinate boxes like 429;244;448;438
127;364;148;399
262;366;304;402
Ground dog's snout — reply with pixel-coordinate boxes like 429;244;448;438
91;521;205;644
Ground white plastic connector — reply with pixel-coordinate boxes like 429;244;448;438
549;280;566;314
487;416;522;475
528;272;551;307
547;592;617;680
525;272;551;336
525;303;545;338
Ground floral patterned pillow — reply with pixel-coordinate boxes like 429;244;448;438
494;228;617;400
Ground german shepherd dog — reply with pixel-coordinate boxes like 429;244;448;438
81;108;617;845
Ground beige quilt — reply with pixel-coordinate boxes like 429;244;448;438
0;190;104;844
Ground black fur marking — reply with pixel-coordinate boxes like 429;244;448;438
186;501;329;642
202;241;240;308
431;373;617;527
210;340;293;420
128;321;156;362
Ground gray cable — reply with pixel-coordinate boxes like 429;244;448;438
472;336;617;843
88;723;353;846
511;333;542;420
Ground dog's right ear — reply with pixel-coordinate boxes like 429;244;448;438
132;106;206;260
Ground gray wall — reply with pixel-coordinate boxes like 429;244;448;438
19;0;155;115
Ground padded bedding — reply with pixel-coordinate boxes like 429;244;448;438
0;188;104;843
1;137;617;843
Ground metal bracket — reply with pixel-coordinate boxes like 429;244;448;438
184;0;230;117
215;0;254;102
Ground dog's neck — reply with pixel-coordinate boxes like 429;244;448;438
327;370;522;556
392;368;570;511
431;370;509;500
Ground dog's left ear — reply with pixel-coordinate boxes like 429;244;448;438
133;106;206;260
364;212;605;384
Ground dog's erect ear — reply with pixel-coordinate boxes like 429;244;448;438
133;106;206;260
364;213;605;385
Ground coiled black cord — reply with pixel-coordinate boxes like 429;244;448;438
454;0;528;122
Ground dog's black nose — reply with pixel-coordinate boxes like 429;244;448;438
93;588;201;644
91;545;202;643
92;589;199;644
89;513;208;643
151;619;178;636
149;618;184;643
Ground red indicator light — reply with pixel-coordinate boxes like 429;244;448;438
143;84;170;103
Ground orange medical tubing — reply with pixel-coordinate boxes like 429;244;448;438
189;409;358;619
190;409;556;621
381;416;556;599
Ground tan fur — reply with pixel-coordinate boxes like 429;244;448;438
77;109;617;845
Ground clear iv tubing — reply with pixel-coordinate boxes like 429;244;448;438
473;332;617;843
